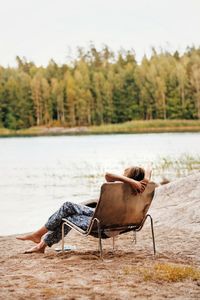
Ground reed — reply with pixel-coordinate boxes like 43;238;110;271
154;154;200;181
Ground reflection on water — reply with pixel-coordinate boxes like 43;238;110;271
0;133;199;235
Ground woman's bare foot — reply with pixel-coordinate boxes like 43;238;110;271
16;226;48;244
16;233;41;244
24;241;47;254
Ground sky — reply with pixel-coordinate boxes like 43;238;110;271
0;0;200;67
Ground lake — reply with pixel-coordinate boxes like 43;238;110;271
0;132;199;235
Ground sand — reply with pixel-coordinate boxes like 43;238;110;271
0;172;200;300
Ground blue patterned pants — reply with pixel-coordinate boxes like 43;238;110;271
43;202;94;247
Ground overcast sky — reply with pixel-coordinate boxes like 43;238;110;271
0;0;200;66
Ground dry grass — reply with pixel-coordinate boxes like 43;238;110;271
124;263;200;283
90;119;200;134
41;288;59;297
0;119;200;136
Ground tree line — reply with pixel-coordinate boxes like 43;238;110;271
0;46;200;129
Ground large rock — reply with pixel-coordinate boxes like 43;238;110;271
150;171;200;233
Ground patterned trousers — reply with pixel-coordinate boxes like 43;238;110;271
43;201;94;247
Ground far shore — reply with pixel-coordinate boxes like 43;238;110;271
0;119;200;137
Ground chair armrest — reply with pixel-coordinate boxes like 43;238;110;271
62;218;87;235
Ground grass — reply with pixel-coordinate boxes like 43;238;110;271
0;126;46;137
154;154;200;180
89;119;200;134
0;119;200;136
81;154;200;183
142;263;200;282
124;263;200;283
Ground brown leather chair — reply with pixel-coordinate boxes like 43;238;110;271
62;181;156;258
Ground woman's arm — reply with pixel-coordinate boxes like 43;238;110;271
139;164;152;192
144;163;152;181
105;164;152;193
105;172;142;192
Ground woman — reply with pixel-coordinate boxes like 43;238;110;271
17;165;152;253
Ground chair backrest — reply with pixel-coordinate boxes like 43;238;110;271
92;182;156;230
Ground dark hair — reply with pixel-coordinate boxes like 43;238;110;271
124;166;145;181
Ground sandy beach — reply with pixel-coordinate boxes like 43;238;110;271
0;172;200;300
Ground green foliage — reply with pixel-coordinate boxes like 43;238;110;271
0;46;200;129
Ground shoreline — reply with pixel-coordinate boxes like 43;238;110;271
0;119;200;137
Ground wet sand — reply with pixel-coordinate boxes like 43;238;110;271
0;172;200;299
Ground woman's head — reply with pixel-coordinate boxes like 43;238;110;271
124;166;145;181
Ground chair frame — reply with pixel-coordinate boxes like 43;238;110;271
61;213;156;258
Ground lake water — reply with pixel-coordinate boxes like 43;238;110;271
0;132;199;235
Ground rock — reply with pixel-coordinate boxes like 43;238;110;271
149;171;200;233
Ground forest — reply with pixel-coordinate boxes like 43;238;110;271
0;46;200;130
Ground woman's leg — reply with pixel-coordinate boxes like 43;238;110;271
16;226;48;243
23;223;72;253
18;202;94;253
45;201;93;231
17;201;93;243
43;214;93;247
16;201;73;243
24;240;47;254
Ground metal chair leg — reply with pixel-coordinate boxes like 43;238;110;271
112;236;115;251
133;231;137;244
147;215;156;255
62;222;65;252
97;221;103;259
